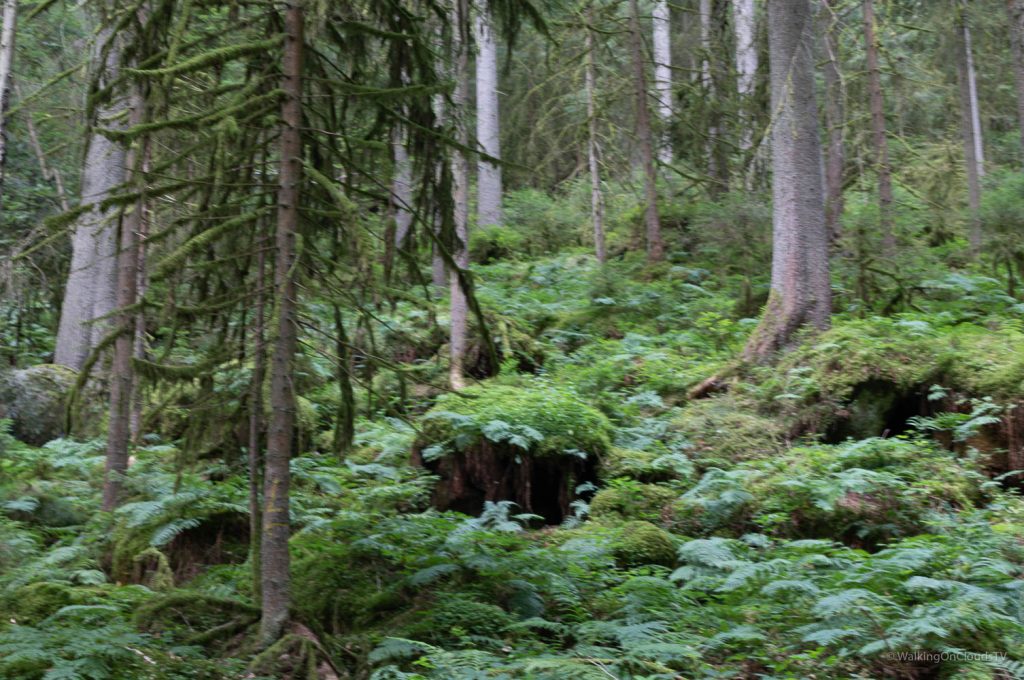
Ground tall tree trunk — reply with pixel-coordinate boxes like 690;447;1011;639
651;0;672;164
699;0;712;90
475;0;502;228
822;0;845;245
449;0;471;389
54;30;125;370
585;4;606;264
391;125;413;250
743;0;831;362
863;0;895;248
628;0;663;263
734;0;756;157
260;0;302;646
963;11;985;181
0;0;17;208
128;150;149;445
1007;0;1024;167
955;2;984;253
101;82;146;512
431;22;449;294
699;0;724;191
332;305;354;455
247;235;266;602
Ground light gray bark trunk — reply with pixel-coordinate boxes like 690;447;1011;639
963;15;984;179
743;0;831;361
0;0;17;208
821;0;845;245
652;0;672;164
955;2;983;252
1006;0;1024;166
629;0;663;262
699;0;712;89
585;5;605;264
734;0;757;156
391;124;413;248
474;0;502;228
54;29;126;370
863;0;894;248
431;22;449;293
449;0;471;389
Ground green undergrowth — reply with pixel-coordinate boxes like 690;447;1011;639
418;378;612;460
2;256;1024;678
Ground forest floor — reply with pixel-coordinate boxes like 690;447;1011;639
3;244;1024;679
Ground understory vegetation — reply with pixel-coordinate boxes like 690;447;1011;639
4;0;1024;677
4;181;1024;678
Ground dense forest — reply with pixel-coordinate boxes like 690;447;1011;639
2;0;1024;677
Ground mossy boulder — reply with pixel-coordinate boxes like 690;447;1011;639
3;581;83;624
672;393;785;467
589;481;676;523
0;364;77;445
611;521;677;567
601;446;694;483
757;317;1024;439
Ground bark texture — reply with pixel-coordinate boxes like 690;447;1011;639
585;5;606;264
821;0;845;245
628;0;663;263
734;0;757;156
743;0;831;361
651;0;672;164
0;0;17;207
101;82;146;512
955;3;984;252
474;0;503;228
449;0;471;389
248;237;266;601
391;124;414;250
54;30;126;370
862;0;895;248
260;0;303;646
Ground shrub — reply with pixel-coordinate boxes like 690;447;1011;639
419;379;612;460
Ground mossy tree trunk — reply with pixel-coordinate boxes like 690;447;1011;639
260;0;303;647
248;233;266;602
742;0;831;362
102;79;147;511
